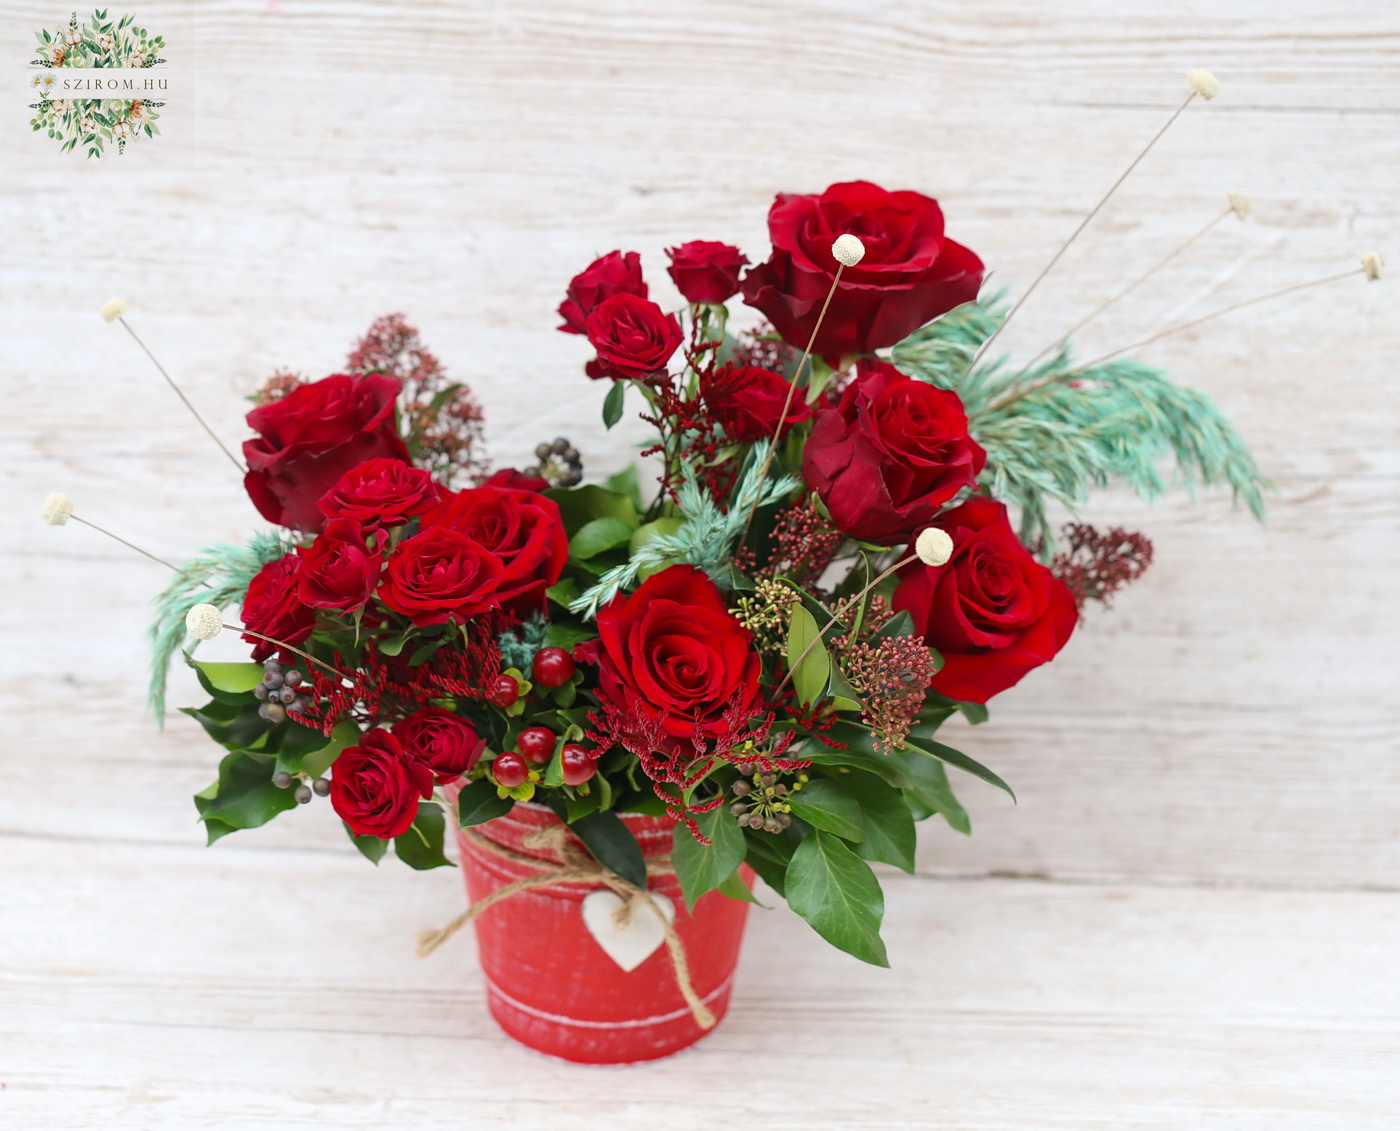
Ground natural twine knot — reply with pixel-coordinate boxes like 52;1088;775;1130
416;823;716;1030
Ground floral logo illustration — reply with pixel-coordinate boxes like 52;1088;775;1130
28;9;167;157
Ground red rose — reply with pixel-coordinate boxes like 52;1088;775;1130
297;518;383;611
243;374;410;533
741;180;984;359
318;457;441;528
701;363;812;443
588;565;761;742
241;553;315;662
584;294;684;383
666;240;750;304
558;250;648;335
329;728;434;839
377;527;505;626
802;359;985;544
422;486;568;612
483;468;550;493
392;708;486;783
892;499;1078;704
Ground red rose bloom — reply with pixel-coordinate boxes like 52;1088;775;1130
588;565;761;742
392;708;486;784
701;363;812;443
377;527;505;626
584;294;684;383
297;518;383;611
558;250;648;335
892;499;1078;704
243;374;410;533
422;486;568;612
666;240;750;304
741;180;984;359
802;359;985;544
318;457;441;528
241;553;315;663
329;728;434;839
483;468;550;493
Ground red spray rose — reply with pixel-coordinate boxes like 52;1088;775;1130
421;486;568;611
892;499;1078;704
701;364;812;443
377;527;505;626
741;181;984;359
483;468;550;493
392;708;486;783
557;250;648;335
586;565;761;742
241;553;315;662
297;518;383;611
584;294;684;383
329;728;435;839
318;457;441;528
243;373;410;533
802;358;985;544
666;240;749;304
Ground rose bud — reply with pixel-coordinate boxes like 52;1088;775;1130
665;240;750;304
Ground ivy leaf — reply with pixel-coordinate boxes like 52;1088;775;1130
181;699;271;752
844;775;917;872
344;821;388;864
895;752;971;834
395;803;453;870
671;804;746;912
903;735;1014;802
193;751;297;841
787;777;865;842
786;604;830;706
715;870;762;905
785;831;889;967
602;380;626;429
569;810;647;891
569;516;637;560
456;778;514;827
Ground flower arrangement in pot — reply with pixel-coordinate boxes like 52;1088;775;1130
49;71;1385;1065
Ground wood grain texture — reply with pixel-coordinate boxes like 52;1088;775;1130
1;0;1398;1123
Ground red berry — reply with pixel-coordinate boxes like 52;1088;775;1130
532;647;576;689
492;750;529;788
517;726;556;765
561;744;597;786
485;674;520;708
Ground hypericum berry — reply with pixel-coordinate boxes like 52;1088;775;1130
312;777;330;797
485;674;520;708
294;784;312;805
492;750;529;788
531;647;575;689
560;744;596;786
272;771;294;789
517;726;556;765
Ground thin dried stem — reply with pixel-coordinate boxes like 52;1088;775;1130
973;90;1199;365
118;317;246;473
71;514;186;574
227;625;354;683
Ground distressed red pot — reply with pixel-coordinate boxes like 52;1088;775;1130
455;801;754;1064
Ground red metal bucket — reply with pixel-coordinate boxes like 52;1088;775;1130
455;802;753;1064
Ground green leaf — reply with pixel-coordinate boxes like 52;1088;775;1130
903;735;1014;802
191;659;264;695
874;610;917;640
803;725;912;789
569;810;647;891
602;380;626;429
395;803;453;870
715;869;762;904
786;604;830;706
671;804;746;912
845;775;917;872
181;700;272;751
785;831;889;966
456;778;515;827
958;701;990;725
542;621;595;651
894;752;971;834
602;464;643;511
826;663;863;713
787;777;865;842
545;578;581;608
345;821;388;863
193;751;298;838
376;626;414;657
544;485;638;536
303;718;361;780
569;515;637;560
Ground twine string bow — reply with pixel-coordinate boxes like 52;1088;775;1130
416;824;716;1030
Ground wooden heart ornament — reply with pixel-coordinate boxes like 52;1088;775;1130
581;889;676;972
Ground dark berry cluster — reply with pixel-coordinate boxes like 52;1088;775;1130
730;764;803;833
252;658;314;723
532;436;583;487
273;769;331;805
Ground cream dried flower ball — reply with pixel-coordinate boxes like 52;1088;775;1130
42;492;73;525
100;297;127;323
914;527;954;568
832;234;866;267
185;603;225;641
1187;68;1220;99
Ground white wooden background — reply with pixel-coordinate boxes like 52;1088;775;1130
2;1;1397;1126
